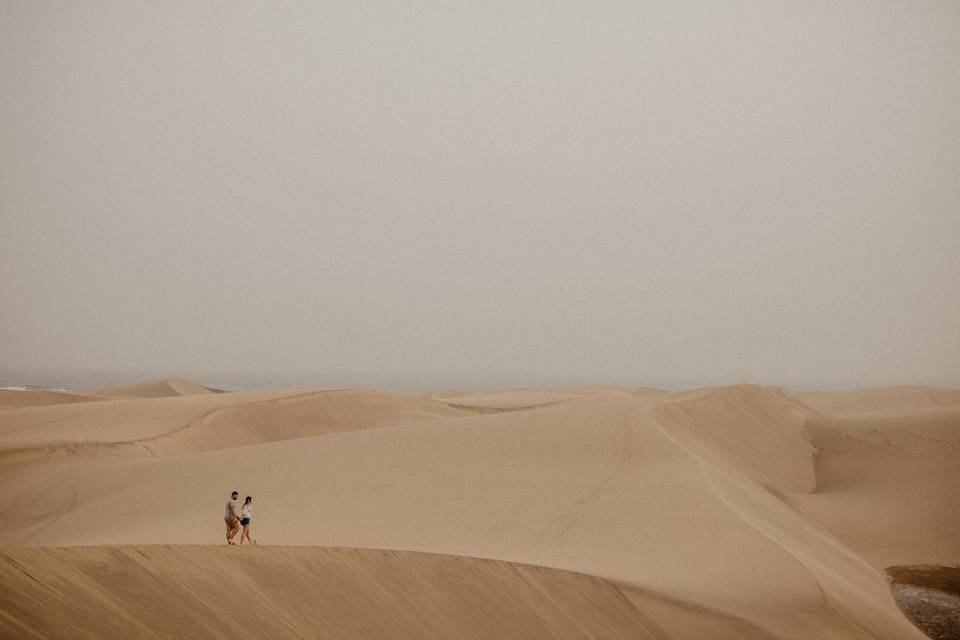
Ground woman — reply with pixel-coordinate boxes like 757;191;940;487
239;496;255;544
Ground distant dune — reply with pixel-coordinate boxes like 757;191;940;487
0;388;476;463
0;379;956;639
0;389;105;411
794;385;960;417
85;377;219;398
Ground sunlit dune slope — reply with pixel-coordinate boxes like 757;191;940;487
0;545;667;640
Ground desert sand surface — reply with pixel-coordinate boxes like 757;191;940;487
0;378;957;639
0;389;106;411
0;545;665;639
82;377;220;398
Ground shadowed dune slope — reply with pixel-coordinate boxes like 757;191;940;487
86;377;217;398
0;545;667;640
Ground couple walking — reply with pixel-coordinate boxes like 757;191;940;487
224;490;255;544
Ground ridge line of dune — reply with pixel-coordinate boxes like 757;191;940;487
0;542;634;582
85;377;215;398
437;399;573;413
648;385;928;640
0;544;673;639
0;389;487;466
648;384;817;494
0;389;348;465
127;388;480;457
118;388;352;455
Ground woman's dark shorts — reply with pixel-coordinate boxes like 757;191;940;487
240;518;251;526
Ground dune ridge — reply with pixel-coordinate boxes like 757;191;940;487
115;388;477;457
0;545;669;640
0;389;105;411
85;377;218;398
0;388;477;463
649;386;929;640
0;378;955;639
649;385;816;494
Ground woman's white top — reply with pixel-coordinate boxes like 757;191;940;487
240;504;252;519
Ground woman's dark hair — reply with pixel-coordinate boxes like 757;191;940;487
244;496;252;504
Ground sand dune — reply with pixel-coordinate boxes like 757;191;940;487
0;388;475;462
0;379;955;639
436;387;634;411
0;389;105;411
651;387;928;640
795;385;960;417
650;385;816;493
0;546;667;639
86;377;218;398
790;409;960;568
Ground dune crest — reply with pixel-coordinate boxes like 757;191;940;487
0;388;477;462
650;385;929;640
650;385;816;494
130;388;478;456
87;377;217;398
0;545;669;640
0;389;105;410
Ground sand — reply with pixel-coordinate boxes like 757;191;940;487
0;546;666;639
0;378;956;639
0;389;105;411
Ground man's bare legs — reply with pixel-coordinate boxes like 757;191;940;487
225;517;239;544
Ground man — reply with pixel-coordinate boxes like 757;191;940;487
225;490;240;544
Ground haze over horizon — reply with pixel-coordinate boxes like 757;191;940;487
3;1;959;390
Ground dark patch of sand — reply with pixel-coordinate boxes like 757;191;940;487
888;565;960;640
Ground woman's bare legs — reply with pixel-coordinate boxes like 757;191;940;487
241;523;252;544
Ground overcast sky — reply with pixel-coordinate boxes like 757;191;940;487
2;1;959;391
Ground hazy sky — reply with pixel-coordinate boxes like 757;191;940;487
2;1;959;390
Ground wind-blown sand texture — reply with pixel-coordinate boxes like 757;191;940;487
0;546;664;639
0;378;956;639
